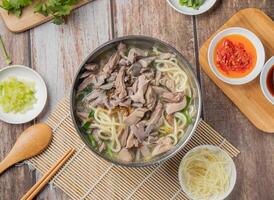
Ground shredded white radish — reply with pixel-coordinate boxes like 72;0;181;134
181;148;231;200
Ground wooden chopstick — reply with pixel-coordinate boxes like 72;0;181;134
20;148;75;200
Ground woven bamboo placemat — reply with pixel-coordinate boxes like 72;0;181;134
27;98;240;200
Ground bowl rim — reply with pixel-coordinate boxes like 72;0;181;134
178;144;237;200
70;35;202;167
0;64;47;124
208;27;265;85
167;0;217;16
260;56;274;105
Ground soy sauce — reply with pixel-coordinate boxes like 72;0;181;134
266;65;274;96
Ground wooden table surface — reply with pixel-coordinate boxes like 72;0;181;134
0;0;273;199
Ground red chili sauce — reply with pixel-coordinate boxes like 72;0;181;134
214;34;257;78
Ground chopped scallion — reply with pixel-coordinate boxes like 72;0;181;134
82;121;90;130
88;110;95;118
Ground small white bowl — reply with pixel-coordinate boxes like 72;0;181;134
167;0;217;16
178;145;236;200
0;65;47;124
260;56;274;105
208;27;265;85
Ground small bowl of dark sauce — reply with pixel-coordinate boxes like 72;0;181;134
260;56;274;105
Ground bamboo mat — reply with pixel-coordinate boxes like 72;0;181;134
27;98;240;200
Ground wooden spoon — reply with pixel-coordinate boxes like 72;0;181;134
0;123;52;174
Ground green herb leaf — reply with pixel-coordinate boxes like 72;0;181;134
34;3;49;16
83;86;92;93
181;96;193;125
35;0;79;25
183;110;192;124
105;143;113;158
88;134;98;149
76;86;92;101
0;0;32;17
182;96;192;113
179;0;204;9
81;121;90;131
88;110;94;118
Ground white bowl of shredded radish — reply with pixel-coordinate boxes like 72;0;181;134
178;145;236;200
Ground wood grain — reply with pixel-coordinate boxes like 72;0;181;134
29;0;112;199
0;0;92;33
0;20;35;199
0;0;273;199
199;8;274;133
196;1;274;200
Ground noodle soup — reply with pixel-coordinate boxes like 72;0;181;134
73;39;200;165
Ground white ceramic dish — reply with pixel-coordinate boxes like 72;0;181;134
0;65;47;124
167;0;217;15
208;27;265;85
260;56;274;105
178;145;236;200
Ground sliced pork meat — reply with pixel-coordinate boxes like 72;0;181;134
165;96;187;114
89;92;107;107
117;42;127;57
76;112;89;121
119;58;130;66
119;127;129;148
126;132;139;149
145;102;163;135
128;62;142;77
114;66;127;99
127;48;149;63
146;102;163;125
138;56;156;68
118;98;132;107
117;148;133;162
159;78;176;92
132;102;144;108
106;72;118;82
143;69;155;80
85;89;104;102
132;79;138;93
130;75;150;104
152;86;169;95
140;145;150;158
80;71;92;79
155;71;162;86
78;74;95;91
124;108;148;126
130;122;147;142
102;51;120;74
152;137;173;156
99;82;114;90
145;86;157;110
93;73;108;88
109;98;120;108
147;135;159;144
84;63;99;71
161;91;184;103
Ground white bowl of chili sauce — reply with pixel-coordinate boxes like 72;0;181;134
208;27;265;85
260;56;274;105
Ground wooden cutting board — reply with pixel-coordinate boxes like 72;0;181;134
0;0;92;33
199;8;274;133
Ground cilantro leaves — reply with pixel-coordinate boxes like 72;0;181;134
0;0;79;24
35;0;78;24
0;0;32;17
